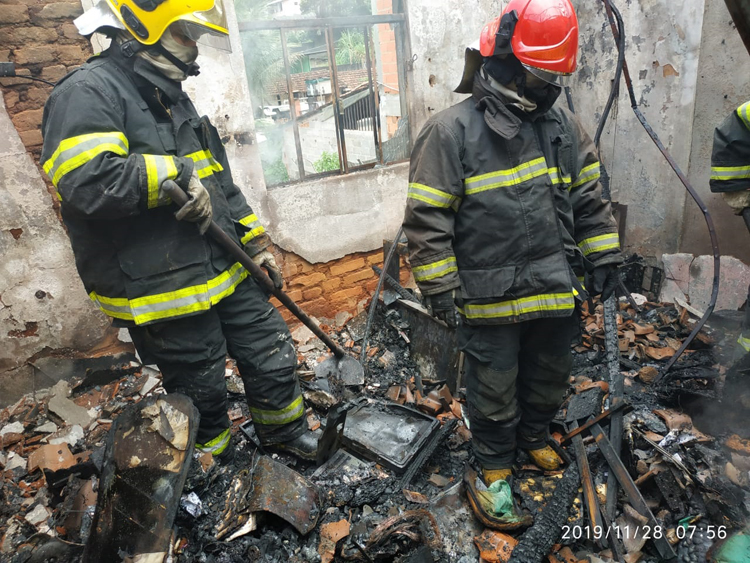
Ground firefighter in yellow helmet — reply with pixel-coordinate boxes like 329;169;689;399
40;0;320;461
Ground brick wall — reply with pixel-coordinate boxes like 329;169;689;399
375;0;398;90
270;247;411;325
0;0;90;202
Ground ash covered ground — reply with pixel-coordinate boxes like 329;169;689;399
2;295;750;563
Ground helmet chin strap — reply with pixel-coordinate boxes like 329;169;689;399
152;42;200;77
119;38;200;77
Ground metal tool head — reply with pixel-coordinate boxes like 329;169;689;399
314;354;365;387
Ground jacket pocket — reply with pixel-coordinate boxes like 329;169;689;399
459;265;516;300
196;116;227;163
118;237;207;280
156;123;177;154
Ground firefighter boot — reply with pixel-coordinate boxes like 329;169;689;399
267;428;321;461
526;445;562;471
483;468;512;485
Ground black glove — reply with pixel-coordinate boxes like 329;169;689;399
590;265;619;302
426;290;459;328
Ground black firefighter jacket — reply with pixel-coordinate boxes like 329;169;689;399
40;45;270;327
710;100;750;193
403;74;623;325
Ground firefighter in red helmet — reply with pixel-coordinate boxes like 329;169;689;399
403;0;622;507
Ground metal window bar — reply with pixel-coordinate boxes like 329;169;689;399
364;26;384;164
240;12;407;184
393;21;411;161
325;26;348;173
280;29;306;180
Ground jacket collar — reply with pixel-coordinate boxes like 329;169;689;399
471;71;561;139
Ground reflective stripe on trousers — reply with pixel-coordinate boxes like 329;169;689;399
196;427;231;456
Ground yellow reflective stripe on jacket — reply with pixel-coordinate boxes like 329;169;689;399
239;213;266;245
196;428;231;456
43;132;129;187
249;395;305;426
412;257;458;282
710;165;750;181
548;167;571;187
187;149;224;179
571;162;601;190
738;333;750;353
144;154;178;209
407;183;457;209
464;157;548;195
89;262;248;325
578;233;620;256
737;102;750;130
460;292;575;320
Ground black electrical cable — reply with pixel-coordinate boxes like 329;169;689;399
359;226;405;368
600;0;721;378
593;5;625;149
11;75;56;87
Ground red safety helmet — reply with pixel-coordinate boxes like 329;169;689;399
482;0;579;78
456;0;578;93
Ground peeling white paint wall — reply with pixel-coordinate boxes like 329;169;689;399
405;0;505;133
267;163;409;262
0;94;112;401
182;0;269;224
561;0;705;257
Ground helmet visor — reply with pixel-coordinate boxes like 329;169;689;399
522;63;570;85
177;2;231;52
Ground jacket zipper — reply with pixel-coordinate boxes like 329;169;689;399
156;88;172;119
532;120;577;296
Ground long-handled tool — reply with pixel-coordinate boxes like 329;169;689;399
163;181;364;385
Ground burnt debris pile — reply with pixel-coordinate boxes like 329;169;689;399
1;291;749;563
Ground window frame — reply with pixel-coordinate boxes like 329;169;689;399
238;14;411;188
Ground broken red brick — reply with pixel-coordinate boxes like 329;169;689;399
727;435;750;455
402;489;429;504
318;518;350;563
575;380;609;394
638;366;659;384
27;443;76;473
474;529;518;562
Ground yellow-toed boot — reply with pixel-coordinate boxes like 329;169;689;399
527;445;562;471
482;468;512;486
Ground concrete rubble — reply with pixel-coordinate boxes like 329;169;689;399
0;285;748;563
660;253;750;312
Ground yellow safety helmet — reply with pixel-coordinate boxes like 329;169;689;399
102;0;230;51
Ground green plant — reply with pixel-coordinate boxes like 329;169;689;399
312;150;340;173
264;159;290;185
335;30;366;67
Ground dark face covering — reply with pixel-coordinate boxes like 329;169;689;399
483;55;561;111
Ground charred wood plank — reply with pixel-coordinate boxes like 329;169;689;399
507;464;579;563
589;421;677;560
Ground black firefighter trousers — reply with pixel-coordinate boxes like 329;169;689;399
459;315;577;469
129;277;306;453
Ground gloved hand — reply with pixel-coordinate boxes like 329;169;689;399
426;290;459;328
174;171;212;234
590;265;619;302
252;249;283;289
